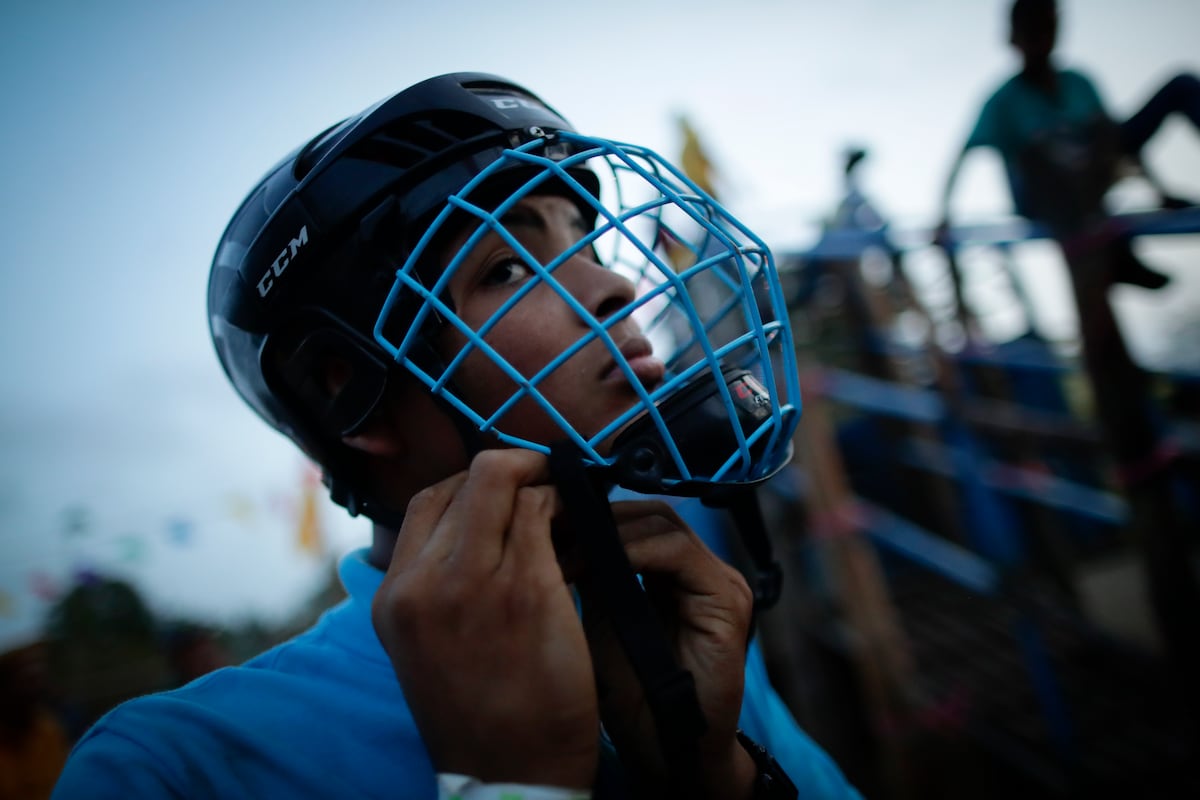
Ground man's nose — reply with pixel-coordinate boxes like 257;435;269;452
556;254;636;323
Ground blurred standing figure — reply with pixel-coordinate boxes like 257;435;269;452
830;147;886;233
937;0;1200;288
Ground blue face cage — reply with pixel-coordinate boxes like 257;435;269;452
372;130;801;495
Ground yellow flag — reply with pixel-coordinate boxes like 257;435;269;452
297;462;324;556
677;114;718;201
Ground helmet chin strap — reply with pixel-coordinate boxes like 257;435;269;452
548;440;708;787
608;364;789;611
543;368;789;781
701;485;784;614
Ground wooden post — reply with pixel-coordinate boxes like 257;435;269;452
792;364;923;797
1061;232;1200;714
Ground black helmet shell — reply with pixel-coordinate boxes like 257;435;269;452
207;73;593;512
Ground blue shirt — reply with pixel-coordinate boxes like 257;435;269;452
54;546;860;799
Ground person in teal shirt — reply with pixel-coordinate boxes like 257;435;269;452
938;0;1200;288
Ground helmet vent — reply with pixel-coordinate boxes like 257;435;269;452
294;119;356;181
349;112;496;170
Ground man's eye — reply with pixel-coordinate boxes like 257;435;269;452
481;257;534;287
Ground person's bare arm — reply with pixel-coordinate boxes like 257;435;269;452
935;148;970;241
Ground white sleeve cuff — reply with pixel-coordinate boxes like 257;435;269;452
437;773;591;800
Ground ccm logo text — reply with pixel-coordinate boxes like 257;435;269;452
256;226;309;297
488;96;546;112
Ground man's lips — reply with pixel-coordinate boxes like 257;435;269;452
601;337;666;389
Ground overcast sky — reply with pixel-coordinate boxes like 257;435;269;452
2;0;1198;649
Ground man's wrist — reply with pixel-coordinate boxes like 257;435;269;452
734;730;798;800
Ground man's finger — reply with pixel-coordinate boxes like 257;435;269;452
610;502;689;543
505;485;566;579
393;470;469;565
608;501;737;598
441;449;552;567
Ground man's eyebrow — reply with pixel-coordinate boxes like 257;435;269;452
498;206;546;231
498;204;588;235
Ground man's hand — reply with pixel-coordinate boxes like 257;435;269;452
932;217;954;248
371;450;598;789
579;501;757;800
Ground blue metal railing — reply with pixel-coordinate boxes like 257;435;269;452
777;205;1200;765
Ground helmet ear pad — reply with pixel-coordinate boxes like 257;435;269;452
272;325;393;440
269;322;433;529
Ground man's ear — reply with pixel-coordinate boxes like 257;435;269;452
341;418;406;457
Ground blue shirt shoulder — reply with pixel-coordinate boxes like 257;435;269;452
55;546;860;799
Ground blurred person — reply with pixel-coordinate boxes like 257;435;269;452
0;641;70;800
53;73;859;799
937;0;1200;288
829;147;886;233
937;2;1200;708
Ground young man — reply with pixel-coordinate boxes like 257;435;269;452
937;0;1199;287
53;73;861;799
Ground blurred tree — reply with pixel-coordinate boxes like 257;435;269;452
43;575;169;734
163;622;231;686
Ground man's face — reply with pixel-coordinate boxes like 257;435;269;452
1012;8;1058;62
436;194;666;452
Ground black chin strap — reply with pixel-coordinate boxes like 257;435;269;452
705;487;784;612
547;441;707;785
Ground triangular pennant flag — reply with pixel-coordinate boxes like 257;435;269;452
117;534;146;563
29;571;58;602
72;566;102;587
166;516;193;546
227;493;256;525
62;505;91;537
